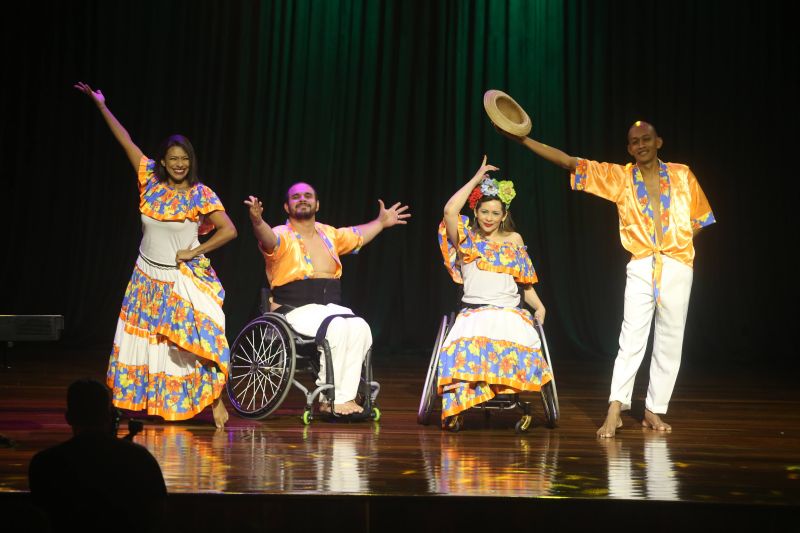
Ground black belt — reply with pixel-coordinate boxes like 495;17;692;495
139;255;178;270
460;301;524;310
272;278;342;308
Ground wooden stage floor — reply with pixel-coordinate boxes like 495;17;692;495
1;346;798;531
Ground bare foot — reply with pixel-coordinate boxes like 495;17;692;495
596;401;623;438
337;400;364;415
321;400;363;415
597;434;622;457
212;398;229;429
642;409;672;432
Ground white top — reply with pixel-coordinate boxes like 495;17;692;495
139;214;200;266
461;261;520;308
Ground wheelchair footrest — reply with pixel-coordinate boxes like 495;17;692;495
492;394;518;402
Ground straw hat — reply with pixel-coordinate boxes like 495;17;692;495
483;90;532;137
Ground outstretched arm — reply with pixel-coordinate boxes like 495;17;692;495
74;82;144;171
443;156;498;246
244;195;279;253
175;211;238;262
498;128;578;172
356;200;411;246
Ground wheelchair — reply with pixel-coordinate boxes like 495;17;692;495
226;289;381;424
417;309;559;433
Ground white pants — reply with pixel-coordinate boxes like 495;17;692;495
315;433;367;493
284;303;372;403
609;255;693;414
606;437;678;500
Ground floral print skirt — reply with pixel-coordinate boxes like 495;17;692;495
437;305;552;421
107;256;229;421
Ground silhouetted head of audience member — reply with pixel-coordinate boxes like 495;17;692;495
65;379;118;436
28;379;166;533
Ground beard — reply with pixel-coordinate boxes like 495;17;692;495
290;204;316;220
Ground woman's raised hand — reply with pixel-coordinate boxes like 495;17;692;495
471;155;498;182
74;82;106;108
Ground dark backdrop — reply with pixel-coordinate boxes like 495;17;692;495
1;1;794;366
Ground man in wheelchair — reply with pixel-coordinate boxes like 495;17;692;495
244;183;409;416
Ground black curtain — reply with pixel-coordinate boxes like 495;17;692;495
1;0;794;365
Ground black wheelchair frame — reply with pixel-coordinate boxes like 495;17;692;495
417;309;559;433
225;289;380;424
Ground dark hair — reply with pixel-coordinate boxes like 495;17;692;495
154;134;199;185
285;182;318;204
475;195;516;233
66;379;112;427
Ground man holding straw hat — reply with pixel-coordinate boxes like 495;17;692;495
486;90;715;438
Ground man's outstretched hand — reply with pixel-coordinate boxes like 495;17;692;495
377;200;411;228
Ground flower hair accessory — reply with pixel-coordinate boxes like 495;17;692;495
468;177;516;209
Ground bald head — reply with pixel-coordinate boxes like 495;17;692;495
627;121;663;165
627;121;658;142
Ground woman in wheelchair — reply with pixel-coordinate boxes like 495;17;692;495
437;156;554;428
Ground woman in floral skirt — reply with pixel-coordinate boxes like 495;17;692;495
75;82;236;428
438;156;553;427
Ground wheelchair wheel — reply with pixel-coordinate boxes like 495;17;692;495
226;315;297;419
417;315;450;425
515;414;532;434
445;414;463;432
540;381;559;428
534;319;560;428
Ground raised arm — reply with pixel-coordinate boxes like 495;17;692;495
176;211;238;262
443;156;498;246
497;128;577;172
244;195;279;253
74;82;144;171
355;200;411;247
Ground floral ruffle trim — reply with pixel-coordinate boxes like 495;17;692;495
179;258;225;307
691;211;717;230
107;349;225;421
473;258;538;285
438;335;552;419
155;291;229;375
137;158;224;235
570;158;589;190
440;381;553;419
437;215;538;284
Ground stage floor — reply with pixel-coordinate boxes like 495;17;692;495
1;347;798;529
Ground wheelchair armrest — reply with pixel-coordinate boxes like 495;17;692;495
259;287;271;315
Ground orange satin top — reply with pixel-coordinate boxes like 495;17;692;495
260;221;363;288
571;158;715;269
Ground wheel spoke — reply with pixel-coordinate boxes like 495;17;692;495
260;331;279;367
238;369;256;410
241;331;258;364
227;318;295;416
256;325;269;363
255;367;271;407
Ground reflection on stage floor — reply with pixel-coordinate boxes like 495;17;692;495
1;352;798;510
